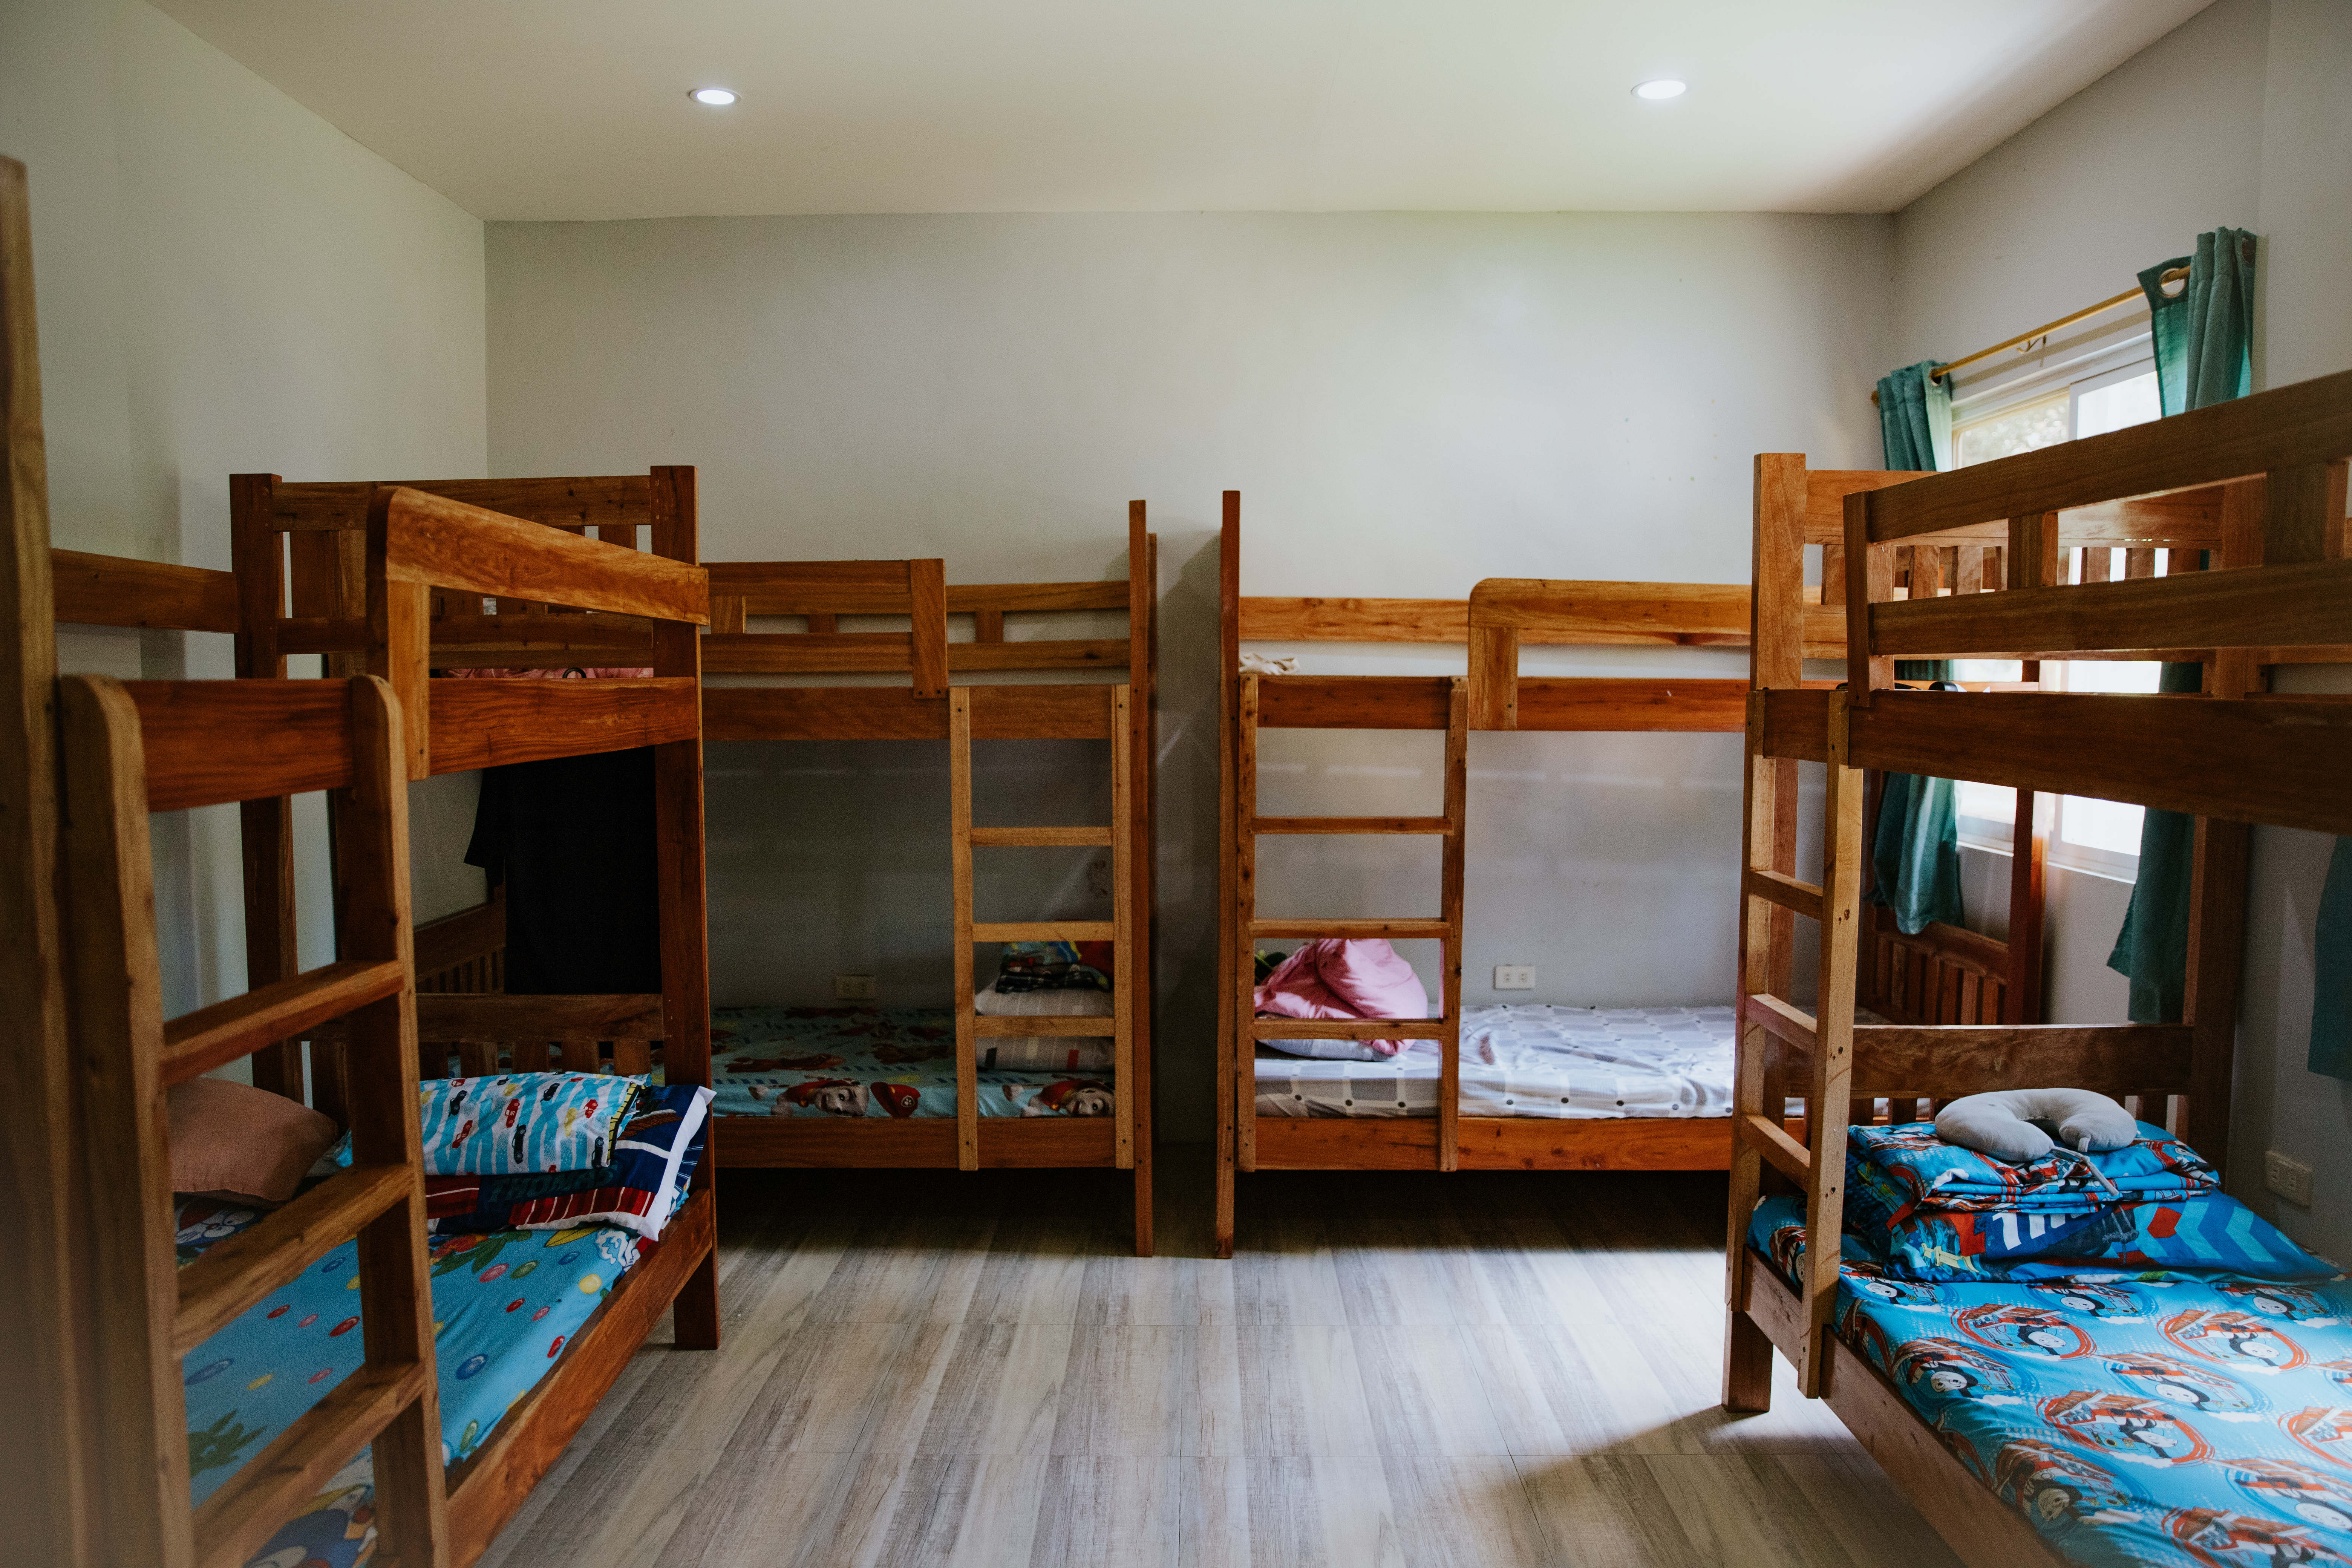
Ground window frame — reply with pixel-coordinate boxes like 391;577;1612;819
1944;321;2167;883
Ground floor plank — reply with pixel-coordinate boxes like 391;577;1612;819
479;1156;1965;1568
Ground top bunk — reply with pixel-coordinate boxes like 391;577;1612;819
1750;369;2352;840
52;468;711;780
697;503;1155;743
1219;490;1793;734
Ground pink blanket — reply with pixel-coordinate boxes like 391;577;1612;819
1253;939;1429;1058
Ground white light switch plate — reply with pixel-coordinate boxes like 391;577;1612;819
835;973;878;1001
1494;965;1536;991
2265;1150;2315;1207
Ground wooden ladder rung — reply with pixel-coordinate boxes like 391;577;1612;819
174;1162;413;1355
971;1015;1113;1037
972;920;1115;942
968;825;1113;847
1741;992;1819;1053
1250;815;1453;835
1251;1017;1450;1039
1743;867;1824;924
191;1357;429;1568
158;958;407;1087
1736;1113;1813;1183
1249;918;1453;940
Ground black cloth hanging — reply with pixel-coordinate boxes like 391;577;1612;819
465;747;662;994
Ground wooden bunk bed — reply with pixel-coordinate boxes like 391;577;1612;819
45;478;721;1565
1211;492;2042;1258
1723;369;2352;1568
675;521;1160;1252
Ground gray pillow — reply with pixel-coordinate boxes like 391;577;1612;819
1932;1088;2137;1163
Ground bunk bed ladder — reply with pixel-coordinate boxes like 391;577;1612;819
1234;673;1469;1173
58;674;447;1568
950;684;1138;1175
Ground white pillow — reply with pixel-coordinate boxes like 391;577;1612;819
1933;1089;2137;1162
975;982;1113;1018
1256;1035;1400;1062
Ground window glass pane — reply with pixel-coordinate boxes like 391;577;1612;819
1956;779;2016;838
2059;660;2162;695
1954;392;2070;467
2061;795;2146;855
2075;371;2161;438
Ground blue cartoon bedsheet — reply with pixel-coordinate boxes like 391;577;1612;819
1750;1194;2352;1567
665;1005;1117;1121
175;1195;644;1559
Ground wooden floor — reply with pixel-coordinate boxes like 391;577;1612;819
479;1151;1960;1568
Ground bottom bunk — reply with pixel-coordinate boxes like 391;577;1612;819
181;1114;715;1568
1251;1001;1766;1171
1735;1133;2352;1568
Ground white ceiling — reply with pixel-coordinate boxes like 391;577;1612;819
153;0;2211;221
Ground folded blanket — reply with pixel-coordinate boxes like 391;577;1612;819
1847;1119;2218;1230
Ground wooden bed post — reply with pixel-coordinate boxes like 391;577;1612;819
950;686;979;1172
0;151;96;1568
1725;452;1806;1412
1234;673;1261;1180
2182;816;2250;1170
230;471;309;1103
335;675;450;1567
1436;678;1467;1172
1799;693;1866;1399
1214;491;1239;1259
649;464;720;1351
1112;685;1136;1176
1127;501;1156;1255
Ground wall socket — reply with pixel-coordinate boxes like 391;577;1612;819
1087;857;1113;898
1493;965;1536;991
834;973;877;1001
2265;1150;2315;1207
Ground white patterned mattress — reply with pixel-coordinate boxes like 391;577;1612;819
1254;1003;1740;1119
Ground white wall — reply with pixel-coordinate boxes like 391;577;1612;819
485;211;1892;1138
1894;0;2352;1256
0;0;489;1026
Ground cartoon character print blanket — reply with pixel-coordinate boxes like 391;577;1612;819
175;1196;645;1566
681;1004;1116;1120
1752;1194;2352;1567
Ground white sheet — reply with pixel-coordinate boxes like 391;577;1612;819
1254;1003;1739;1119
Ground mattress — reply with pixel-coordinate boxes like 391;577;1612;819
1254;1003;1738;1119
176;1193;646;1514
687;1004;1116;1121
1749;1194;2352;1568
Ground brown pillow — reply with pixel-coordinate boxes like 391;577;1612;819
167;1076;341;1202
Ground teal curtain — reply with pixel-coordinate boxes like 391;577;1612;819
1876;361;1952;472
2142;228;2259;417
1868;660;1964;937
2108;230;2258;1023
2313;841;2352;1080
2105;661;2208;1021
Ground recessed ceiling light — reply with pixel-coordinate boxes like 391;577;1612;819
1633;79;1687;101
691;87;738;107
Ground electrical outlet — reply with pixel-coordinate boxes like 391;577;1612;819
834;973;877;1001
1087;857;1113;898
1493;965;1536;991
2265;1150;2315;1207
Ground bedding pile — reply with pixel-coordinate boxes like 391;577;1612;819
694;979;1118;1121
178;1072;712;1568
1256;1002;1739;1118
1750;1118;2352;1568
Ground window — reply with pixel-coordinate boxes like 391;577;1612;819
1948;360;2165;879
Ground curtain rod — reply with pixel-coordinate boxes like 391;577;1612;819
1871;266;2189;406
